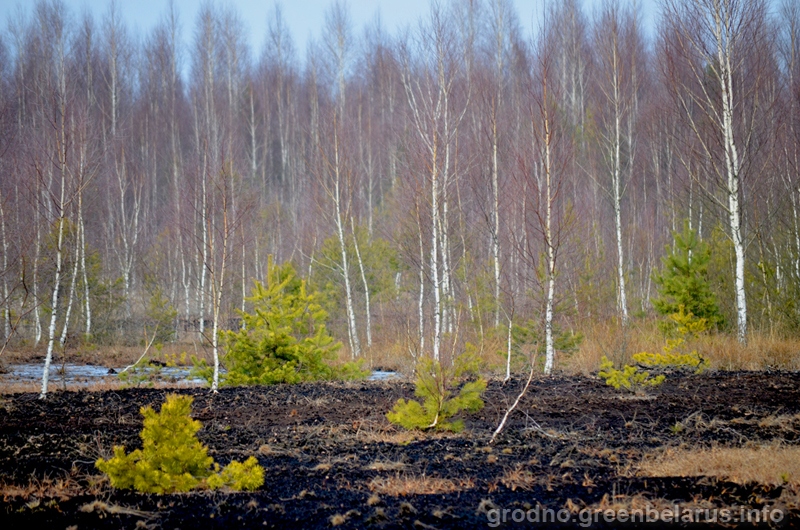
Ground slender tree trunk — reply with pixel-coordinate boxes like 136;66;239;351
430;137;442;362
492;122;502;329
612;63;629;326
78;193;91;337
417;202;425;355
33;198;42;345
60;226;80;348
41;215;66;399
543;88;557;375
210;191;230;393
0;194;10;341
505;317;512;381
717;11;747;343
351;217;372;349
199;150;208;336
333;129;360;358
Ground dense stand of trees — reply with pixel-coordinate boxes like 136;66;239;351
1;0;799;383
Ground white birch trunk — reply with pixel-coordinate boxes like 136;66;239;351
211;306;220;391
333;134;360;358
716;7;747;344
492;128;502;329
417;205;425;355
210;203;229;393
0;194;10;340
430;139;442;362
491;1;504;329
78;195;91;337
199;151;208;336
543;95;557;375
351;217;372;349
40;215;65;399
505;317;512;381
612;56;629;326
33;201;42;345
666;1;754;344
41;33;69;398
59;226;80;348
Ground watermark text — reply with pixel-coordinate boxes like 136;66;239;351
486;503;784;527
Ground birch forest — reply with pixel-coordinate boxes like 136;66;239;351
1;0;799;381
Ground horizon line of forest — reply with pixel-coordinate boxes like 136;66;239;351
1;0;799;386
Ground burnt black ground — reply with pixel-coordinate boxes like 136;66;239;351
1;371;799;528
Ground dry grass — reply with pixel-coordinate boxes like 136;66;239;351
79;500;154;518
349;420;422;445
361;336;410;373
638;445;800;486
700;333;800;371
583;492;716;519
565;319;800;374
566;320;663;375
3;318;798;388
500;465;538;491
0;378;204;395
2;342;196;366
0;473;108;502
367;474;474;496
364;460;407;472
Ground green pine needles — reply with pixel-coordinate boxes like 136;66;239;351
599;307;710;393
95;394;264;493
633;306;710;374
387;355;486;432
598;356;665;392
194;257;366;386
653;220;723;331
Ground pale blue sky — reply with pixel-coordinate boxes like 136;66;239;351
1;0;656;65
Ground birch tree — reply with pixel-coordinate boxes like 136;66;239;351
519;7;571;375
320;1;361;358
661;0;775;343
37;2;85;398
486;0;516;329
400;2;468;361
591;0;641;326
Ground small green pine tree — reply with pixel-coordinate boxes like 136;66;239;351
598;356;665;392
95;394;264;493
387;355;486;432
194;257;365;386
653;220;723;331
632;306;709;374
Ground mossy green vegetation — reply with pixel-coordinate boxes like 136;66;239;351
95;394;264;493
387;355;486;432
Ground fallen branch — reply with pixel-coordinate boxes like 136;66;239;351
490;356;537;444
119;324;158;374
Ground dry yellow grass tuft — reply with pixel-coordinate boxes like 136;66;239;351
0;474;108;502
638;445;800;486
367;475;474;496
352;422;423;445
500;465;538;491
364;460;407;472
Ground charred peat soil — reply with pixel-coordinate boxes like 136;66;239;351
1;372;799;528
